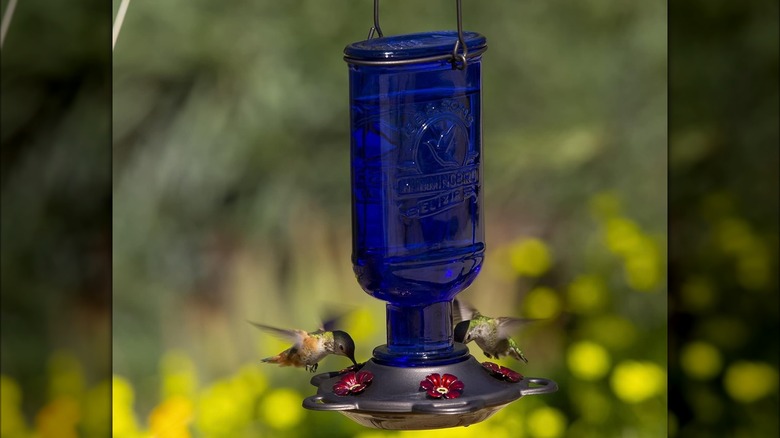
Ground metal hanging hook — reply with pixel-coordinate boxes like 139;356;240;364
0;0;19;49
367;0;383;39
113;0;133;51
366;0;470;69
451;0;468;69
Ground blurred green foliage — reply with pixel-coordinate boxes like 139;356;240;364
1;0;111;427
0;1;770;437
4;0;671;436
668;0;779;262
108;1;669;436
9;0;776;437
668;1;779;436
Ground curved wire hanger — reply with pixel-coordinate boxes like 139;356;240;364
365;0;470;69
113;0;132;51
0;0;19;49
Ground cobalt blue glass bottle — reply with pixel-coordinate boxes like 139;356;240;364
345;31;487;366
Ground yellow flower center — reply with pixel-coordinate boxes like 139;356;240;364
436;387;449;394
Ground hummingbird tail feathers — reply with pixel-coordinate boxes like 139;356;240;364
260;348;302;368
509;348;529;364
261;356;293;368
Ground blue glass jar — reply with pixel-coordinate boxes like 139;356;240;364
345;31;487;366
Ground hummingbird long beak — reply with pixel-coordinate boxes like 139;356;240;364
348;354;357;366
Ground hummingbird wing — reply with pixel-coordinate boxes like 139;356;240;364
453;299;480;325
496;317;540;338
248;321;307;348
318;306;355;333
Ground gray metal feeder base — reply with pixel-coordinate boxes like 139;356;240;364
303;351;558;430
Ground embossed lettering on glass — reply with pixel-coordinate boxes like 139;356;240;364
347;31;487;366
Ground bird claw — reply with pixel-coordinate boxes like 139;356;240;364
306;363;319;373
338;362;365;374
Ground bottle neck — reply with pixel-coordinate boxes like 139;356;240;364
372;301;469;366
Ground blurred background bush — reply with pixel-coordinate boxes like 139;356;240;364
109;1;668;436
0;0;775;437
668;0;779;436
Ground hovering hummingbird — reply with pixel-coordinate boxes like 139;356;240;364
249;320;357;373
452;299;535;364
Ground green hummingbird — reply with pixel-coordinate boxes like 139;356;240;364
452;299;535;363
249;320;357;373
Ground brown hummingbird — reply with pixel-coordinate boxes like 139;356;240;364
249;321;357;373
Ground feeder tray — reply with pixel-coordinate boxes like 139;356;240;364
304;348;557;430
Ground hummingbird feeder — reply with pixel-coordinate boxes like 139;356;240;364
303;0;557;429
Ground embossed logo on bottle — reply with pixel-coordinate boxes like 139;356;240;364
395;100;478;219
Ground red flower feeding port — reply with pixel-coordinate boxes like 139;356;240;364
420;373;465;399
333;371;375;396
482;362;524;383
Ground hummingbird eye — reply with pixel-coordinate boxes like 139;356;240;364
339;345;344;351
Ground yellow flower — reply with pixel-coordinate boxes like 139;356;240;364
589;192;622;220
604;218;643;257
710;216;773;290
723;361;779;403
1;375;28;436
526;406;567;438
232;364;268;396
582;315;637;350
610;361;666;403
679;276;716;312
601;215;662;291
680;342;722;380
401;426;466;437
149;396;193;438
259;388;304;430
736;243;771;290
490;403;523;431
35;396;81;438
523;287;562;319
47;351;85;401
160;351;198;400
112;375;140;437
567;341;611;381
192;366;266;436
509;238;553;277
113;375;135;406
354;432;397;438
715;218;755;256
566;275;608;314
195;379;253;436
82;380;111;438
400;420;508;437
623;236;661;291
572;388;611;424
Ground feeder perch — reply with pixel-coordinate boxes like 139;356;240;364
303;1;558;429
